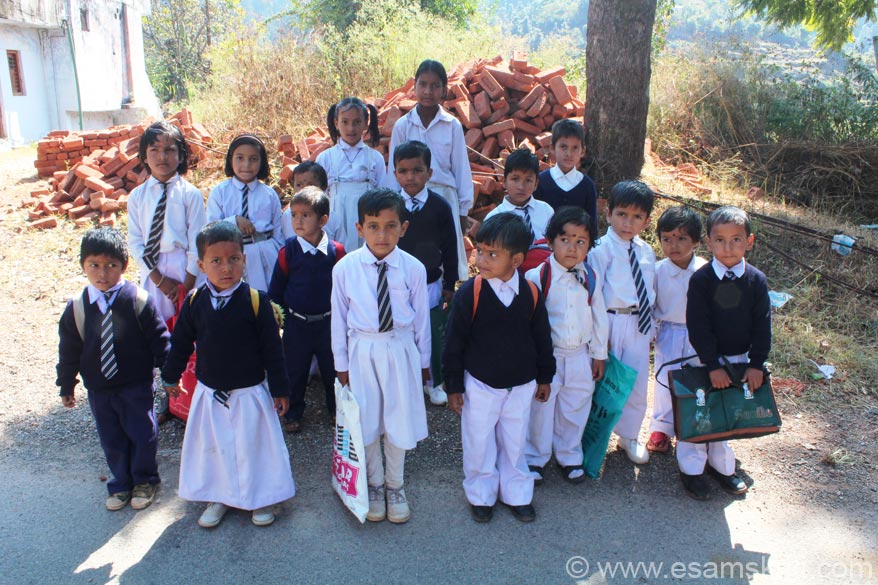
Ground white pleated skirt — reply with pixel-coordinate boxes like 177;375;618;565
243;238;280;293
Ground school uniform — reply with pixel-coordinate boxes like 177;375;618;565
330;245;430;487
484;197;555;245
681;258;771;475
56;280;170;494
316;141;386;253
267;231;345;421
207;177;284;292
524;256;609;468
534;166;599;234
649;255;707;437
587;226;656;442
386;106;472;279
161;280;295;510
128;174;207;321
443;274;555;506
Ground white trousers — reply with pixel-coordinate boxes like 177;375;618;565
608;313;652;440
365;438;406;489
461;372;535;506
650;321;698;436
526;345;594;467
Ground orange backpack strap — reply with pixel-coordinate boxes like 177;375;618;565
526;279;539;316
472;275;482;320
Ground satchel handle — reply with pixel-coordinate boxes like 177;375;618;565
654;354;700;390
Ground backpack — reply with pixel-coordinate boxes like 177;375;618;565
277;235;342;277
471;275;539;320
537;261;597;305
72;286;149;339
189;285;261;316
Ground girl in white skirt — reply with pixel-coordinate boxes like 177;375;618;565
331;189;430;524
162;221;295;528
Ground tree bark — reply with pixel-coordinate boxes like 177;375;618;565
584;0;657;194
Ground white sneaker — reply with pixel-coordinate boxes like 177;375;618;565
198;502;228;528
386;486;411;524
425;384;448;406
366;485;386;522
251;506;275;526
618;438;650;464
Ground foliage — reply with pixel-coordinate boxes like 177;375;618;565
293;0;477;31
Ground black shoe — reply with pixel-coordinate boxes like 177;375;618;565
560;465;587;484
470;504;494;523
505;503;536;522
706;466;748;495
680;472;711;500
528;465;545;486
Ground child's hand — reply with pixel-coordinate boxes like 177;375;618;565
274;397;289;417
164;383;186;398
709;368;732;389
743;368;764;391
337;371;350;387
236;216;256;235
535;383;551;403
421;368;431;385
61;395;75;408
447;393;464;415
157;276;182;301
592;359;606;382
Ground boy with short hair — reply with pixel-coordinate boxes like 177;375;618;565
282;161;329;240
394;140;459;407
269;187;345;433
484;149;555;246
533;119;598;234
588;180;656;465
647;206;707;454
683;205;770;499
444;213;555;523
57;227;170;511
331;188;431;524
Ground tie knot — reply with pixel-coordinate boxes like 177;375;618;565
725;270;737;280
104;292;113;303
567;268;577;273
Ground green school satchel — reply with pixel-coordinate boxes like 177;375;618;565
668;359;781;443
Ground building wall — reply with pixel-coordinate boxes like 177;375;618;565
0;24;54;144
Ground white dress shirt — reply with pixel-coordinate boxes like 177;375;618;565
204;279;243;309
711;257;746;280
654;255;708;324
588;226;656;310
548;165;585;192
207;177;284;246
402;187;429;212
298;231;330;255
484;196;555;243
127;174;206;277
87;280;125;314
316;140;386;186
486;272;520;307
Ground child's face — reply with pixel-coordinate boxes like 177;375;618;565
550;222;591;270
82;254;126;292
144;134;180;183
197;241;245;292
606;204;650;241
415;71;445;109
231;143;261;184
475;241;522;281
504;169;538;206
394;156;433;197
659;227;699;269
705;222;754;269
356;208;408;261
552;136;583;174
335;106;367;147
293;171;322;192
290;202;328;245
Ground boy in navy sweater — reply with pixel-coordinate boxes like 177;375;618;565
57;227;170;511
683;205;771;499
394;140;458;406
444;213;555;523
268;186;345;433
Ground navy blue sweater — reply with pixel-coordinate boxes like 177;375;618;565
534;169;598;234
686;263;772;371
267;236;344;315
161;283;288;396
398;190;459;291
56;281;170;396
442;275;555;394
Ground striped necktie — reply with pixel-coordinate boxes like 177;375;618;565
628;242;652;335
241;184;249;218
567;267;588;291
516;205;534;240
376;261;393;332
213;294;229;310
409;197;421;213
725;270;737;281
100;292;118;379
143;182;168;271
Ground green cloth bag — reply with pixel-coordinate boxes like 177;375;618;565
669;363;781;443
430;304;449;387
581;352;638;478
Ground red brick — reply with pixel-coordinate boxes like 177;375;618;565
28;209;46;220
534;66;566;84
115;157;140;178
480;137;499;159
473;91;492;121
453;100;481;130
526;91;548;118
486;100;511;125
535;132;553;148
99;211;117;227
74;164;103;180
513;119;543;136
68;205;92;220
380;106;403;137
510;51;528;72
61;136;84;151
84;177;115;196
74;211;99;227
279;164;296;184
464;128;484;150
477;70;504;100
483;119;515;138
517;85;545;112
29;217;57;229
547;76;574;106
497;130;516;150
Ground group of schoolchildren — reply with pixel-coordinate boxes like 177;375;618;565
56;58;772;530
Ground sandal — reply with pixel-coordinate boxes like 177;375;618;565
647;431;671;453
561;465;586;484
528;465;545;486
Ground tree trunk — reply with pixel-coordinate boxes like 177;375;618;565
584;0;657;194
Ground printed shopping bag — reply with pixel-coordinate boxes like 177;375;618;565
581;353;638;478
332;380;369;523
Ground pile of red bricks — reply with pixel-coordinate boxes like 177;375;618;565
24;109;211;230
277;53;584;220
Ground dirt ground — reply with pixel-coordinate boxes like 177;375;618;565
0;147;876;584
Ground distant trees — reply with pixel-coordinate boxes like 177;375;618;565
297;0;477;31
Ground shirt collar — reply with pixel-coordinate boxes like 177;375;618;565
505;196;533;210
87;279;125;305
407;105;454;129
205;279;243;298
667;254;700;276
360;245;400;268
230;176;258;190
298;231;330;255
146;174;179;190
548;254;585;281
605;226;641;248
487;273;520;295
549;165;583;183
711;257;746;280
340;140;365;151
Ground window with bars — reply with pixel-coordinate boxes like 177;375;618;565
7;51;25;96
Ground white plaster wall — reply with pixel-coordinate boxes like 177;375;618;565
0;24;53;144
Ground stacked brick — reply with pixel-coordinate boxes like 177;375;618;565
276;53;585;219
25;109;211;229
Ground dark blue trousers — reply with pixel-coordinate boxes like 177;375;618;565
283;316;335;421
87;381;159;494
